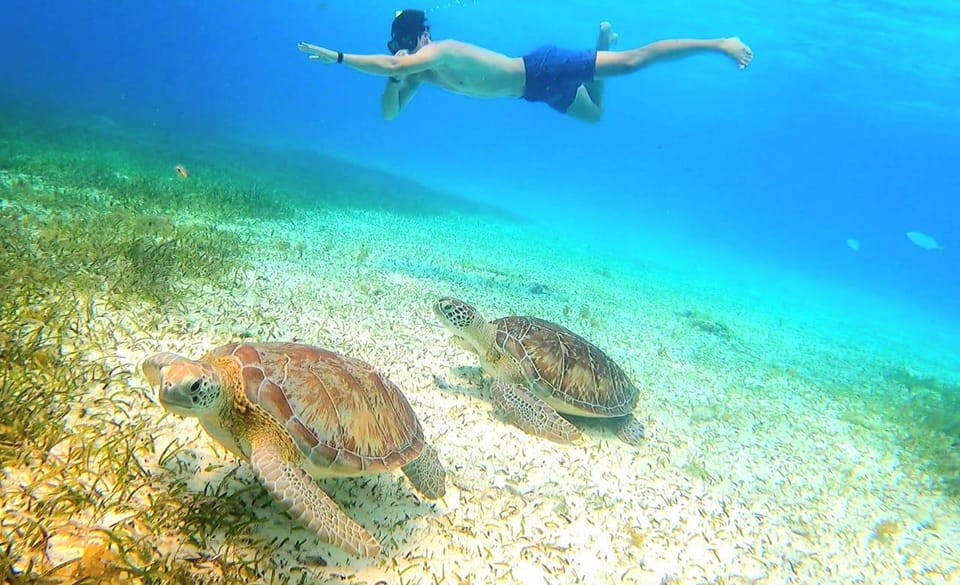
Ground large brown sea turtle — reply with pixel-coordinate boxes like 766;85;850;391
142;342;445;557
433;298;645;446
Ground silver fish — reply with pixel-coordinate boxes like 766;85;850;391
906;231;943;252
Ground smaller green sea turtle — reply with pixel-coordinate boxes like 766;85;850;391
434;298;645;446
142;342;446;557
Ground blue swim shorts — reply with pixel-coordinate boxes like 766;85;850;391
521;45;597;113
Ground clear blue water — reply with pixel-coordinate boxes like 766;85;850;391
3;0;958;323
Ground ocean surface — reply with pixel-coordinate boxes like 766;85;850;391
2;1;959;583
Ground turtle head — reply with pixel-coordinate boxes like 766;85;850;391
433;298;489;352
433;298;482;330
143;352;223;417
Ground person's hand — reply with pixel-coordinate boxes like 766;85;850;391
389;49;409;81
297;42;338;63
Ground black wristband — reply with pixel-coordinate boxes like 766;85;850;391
336;51;344;64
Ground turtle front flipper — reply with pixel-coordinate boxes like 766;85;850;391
491;381;581;444
615;414;645;446
250;441;381;557
402;443;446;499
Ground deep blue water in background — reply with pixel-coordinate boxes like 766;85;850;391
3;0;958;325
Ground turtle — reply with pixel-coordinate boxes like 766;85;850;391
142;341;446;557
433;297;645;446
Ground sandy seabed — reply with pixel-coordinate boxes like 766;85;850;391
14;199;960;585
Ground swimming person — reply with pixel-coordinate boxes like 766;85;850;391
298;9;753;123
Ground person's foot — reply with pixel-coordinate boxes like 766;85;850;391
720;37;753;69
598;22;619;50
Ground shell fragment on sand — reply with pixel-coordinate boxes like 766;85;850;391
905;231;942;252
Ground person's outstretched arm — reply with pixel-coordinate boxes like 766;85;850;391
298;42;445;77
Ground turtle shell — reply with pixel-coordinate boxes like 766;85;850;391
493;317;639;417
208;342;425;475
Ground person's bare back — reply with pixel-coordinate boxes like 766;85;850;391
413;40;525;99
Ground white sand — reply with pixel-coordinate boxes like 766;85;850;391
47;204;960;584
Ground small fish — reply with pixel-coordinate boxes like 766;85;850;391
846;238;861;252
906;231;943;253
174;164;189;180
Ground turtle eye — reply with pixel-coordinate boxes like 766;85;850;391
190;380;202;393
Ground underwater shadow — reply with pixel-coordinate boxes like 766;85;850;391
434;365;634;445
432;365;488;401
207;141;527;221
157;447;444;567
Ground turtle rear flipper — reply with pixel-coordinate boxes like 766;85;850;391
615;414;645;446
491;381;581;444
402;443;446;498
251;440;381;557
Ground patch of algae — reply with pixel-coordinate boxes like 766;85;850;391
835;364;960;498
0;126;316;584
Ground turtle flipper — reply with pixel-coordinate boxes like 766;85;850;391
615;414;645;446
250;441;381;557
490;381;581;444
451;335;475;353
401;443;446;499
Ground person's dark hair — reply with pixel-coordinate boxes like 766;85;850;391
388;9;429;54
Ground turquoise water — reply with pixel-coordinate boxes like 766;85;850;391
3;0;957;320
2;1;959;582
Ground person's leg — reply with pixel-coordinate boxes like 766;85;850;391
565;86;602;123
564;22;618;123
596;37;753;78
584;22;617;108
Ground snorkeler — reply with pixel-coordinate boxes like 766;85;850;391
298;9;753;123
